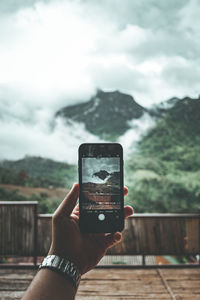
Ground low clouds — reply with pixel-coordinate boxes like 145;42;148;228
0;102;102;163
0;0;199;162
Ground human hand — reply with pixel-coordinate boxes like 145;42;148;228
48;183;133;275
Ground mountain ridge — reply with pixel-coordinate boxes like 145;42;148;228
56;89;146;140
1;93;200;213
56;89;200;142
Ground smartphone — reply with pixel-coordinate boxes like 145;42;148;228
78;143;124;233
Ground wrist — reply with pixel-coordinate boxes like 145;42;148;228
39;255;81;290
38;268;77;293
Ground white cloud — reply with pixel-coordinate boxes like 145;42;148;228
0;0;199;108
0;113;102;163
0;111;155;164
179;0;200;32
0;2;97;100
93;24;147;55
118;113;155;156
88;57;149;93
0;0;200;162
162;57;200;93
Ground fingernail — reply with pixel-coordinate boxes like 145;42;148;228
70;183;78;192
115;233;121;241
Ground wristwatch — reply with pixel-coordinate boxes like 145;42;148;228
39;255;81;289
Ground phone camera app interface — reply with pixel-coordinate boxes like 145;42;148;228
82;156;121;210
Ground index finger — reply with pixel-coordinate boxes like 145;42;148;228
54;183;79;217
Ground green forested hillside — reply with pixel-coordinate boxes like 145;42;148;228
125;98;200;212
0;156;77;188
0;156;76;213
1;97;200;213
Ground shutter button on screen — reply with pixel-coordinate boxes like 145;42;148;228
98;213;105;221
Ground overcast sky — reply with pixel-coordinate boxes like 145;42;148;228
0;0;200;162
1;0;200;108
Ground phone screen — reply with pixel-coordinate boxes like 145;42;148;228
79;143;124;233
82;157;121;210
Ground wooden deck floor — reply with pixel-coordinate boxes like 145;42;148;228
0;267;200;299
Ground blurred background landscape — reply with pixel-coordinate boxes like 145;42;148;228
0;0;200;214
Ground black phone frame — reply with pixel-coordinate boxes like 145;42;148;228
78;143;124;233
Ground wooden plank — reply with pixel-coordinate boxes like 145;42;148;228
159;268;200;276
0;268;200;299
37;216;52;256
78;283;167;293
107;216;199;255
81;268;158;279
0;291;24;300
77;295;171;299
0;202;38;256
0;269;36;278
0;291;171;300
185;218;200;253
0;279;32;291
127;214;200;218
160;267;200;299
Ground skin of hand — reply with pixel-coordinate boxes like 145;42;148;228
48;183;134;275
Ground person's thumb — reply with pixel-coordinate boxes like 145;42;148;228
54;183;79;217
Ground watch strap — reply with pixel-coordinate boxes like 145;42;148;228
39;255;81;289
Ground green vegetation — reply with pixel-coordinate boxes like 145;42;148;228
125;98;200;213
0;156;75;213
1;97;200;213
112;261;127;265
0;187;61;214
0;187;27;202
0;156;77;189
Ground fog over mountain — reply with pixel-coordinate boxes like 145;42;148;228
0;0;200;163
56;90;146;138
1;88;199;164
0;89;156;163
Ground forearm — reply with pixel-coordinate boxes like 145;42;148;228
22;268;76;300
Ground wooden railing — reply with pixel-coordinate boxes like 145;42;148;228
0;202;200;266
108;214;200;255
0;202;38;260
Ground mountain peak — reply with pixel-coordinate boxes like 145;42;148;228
95;88;125;98
56;89;146;140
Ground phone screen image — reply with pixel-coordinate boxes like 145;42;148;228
82;157;121;210
79;143;124;233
